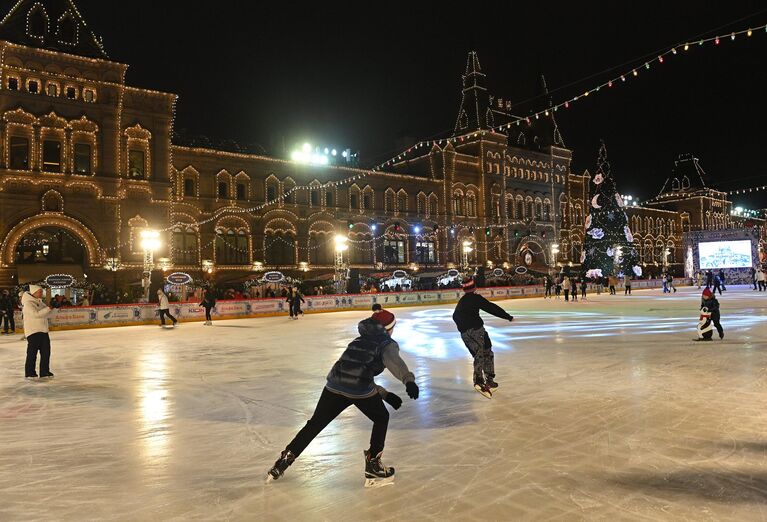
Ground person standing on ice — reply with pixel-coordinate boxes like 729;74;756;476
22;285;55;379
267;309;418;487
199;287;216;325
157;289;178;327
562;275;570;302
286;286;305;320
452;278;513;398
700;287;724;339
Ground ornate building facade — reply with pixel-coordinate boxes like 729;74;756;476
0;1;756;293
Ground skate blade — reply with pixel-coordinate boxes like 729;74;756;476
265;474;274;484
364;476;394;488
474;384;492;399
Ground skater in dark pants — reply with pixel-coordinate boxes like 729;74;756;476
718;269;727;291
157;289;178;326
701;288;724;339
453;278;514;398
712;274;723;296
580;278;587;300
267;309;418;487
199;287;216;325
544;276;552;298
0;289;16;334
21;285;55;379
286;287;305;320
624;276;632;295
570;277;578;302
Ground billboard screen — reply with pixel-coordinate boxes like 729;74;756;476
698;240;752;269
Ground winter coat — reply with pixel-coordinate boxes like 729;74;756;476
21;292;52;336
0;295;14;313
452;291;513;333
200;291;216;308
326;318;415;398
158;292;170;310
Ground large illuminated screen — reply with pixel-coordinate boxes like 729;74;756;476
698;240;752;269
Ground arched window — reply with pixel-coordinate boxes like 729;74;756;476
466;192;477;217
173;227;198;264
385;189;395;213
397;190;407;214
516;197;525;219
183;178;195;197
216;229;249;265
218;181;229;199
506;197;514;219
28;5;48;39
265;232;296;266
56;12;77;44
452;191;464;216
543;199;552;221
428;193;438;218
535;198;543;220
310;233;335;265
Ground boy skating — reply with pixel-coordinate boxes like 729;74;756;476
700;288;724;339
22;285;55;379
267;309;418;487
452;278;514;398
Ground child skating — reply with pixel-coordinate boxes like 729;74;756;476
452;278;514;398
700;287;724;339
267;309;418;487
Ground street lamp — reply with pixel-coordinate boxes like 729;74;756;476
462;240;473;270
139;229;160;302
334;234;349;293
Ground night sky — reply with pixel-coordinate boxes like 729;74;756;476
74;2;767;205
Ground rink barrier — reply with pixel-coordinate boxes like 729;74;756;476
10;278;691;332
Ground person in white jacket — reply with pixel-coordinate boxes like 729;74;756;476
157;289;178;327
22;285;54;378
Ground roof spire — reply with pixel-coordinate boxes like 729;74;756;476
453;51;494;135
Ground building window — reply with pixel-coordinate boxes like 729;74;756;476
7;77;19;90
325;191;333;207
236;183;246;200
363;194;371;209
27;79;39;94
350;194;358;209
383;239;405;264
415;241;436;264
283;188;293;204
9;136;29;169
183;178;194;197
453;194;463;215
83;88;96;103
73;143;91;174
216;230;249;265
42;140;62;172
267;185;276;201
65;86;77;100
311;190;319;206
173;227;198;265
45;82;59;97
397;194;407;213
128;150;145;178
218;181;228;198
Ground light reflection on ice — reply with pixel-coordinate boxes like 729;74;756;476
137;350;171;463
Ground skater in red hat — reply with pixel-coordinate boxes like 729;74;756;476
452;278;514;398
267;308;418;487
700;287;724;340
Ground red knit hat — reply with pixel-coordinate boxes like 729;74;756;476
702;288;713;298
462;278;476;292
372;309;396;330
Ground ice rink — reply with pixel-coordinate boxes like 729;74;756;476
2;286;767;521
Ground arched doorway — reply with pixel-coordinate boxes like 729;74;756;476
14;227;86;264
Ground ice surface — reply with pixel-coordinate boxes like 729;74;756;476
2;286;767;521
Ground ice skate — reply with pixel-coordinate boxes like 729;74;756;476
474;381;492;399
363;450;395;488
486;377;498;392
40;372;54;379
266;450;295;482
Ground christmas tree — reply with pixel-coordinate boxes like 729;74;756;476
581;141;641;278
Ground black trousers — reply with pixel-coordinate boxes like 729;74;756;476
713;283;723;295
287;387;389;457
25;332;50;377
711;311;724;338
159;309;177;325
2;311;14;332
203;305;212;321
625;285;631;295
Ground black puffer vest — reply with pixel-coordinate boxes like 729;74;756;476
326;318;390;394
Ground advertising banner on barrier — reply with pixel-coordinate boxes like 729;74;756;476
491;288;509;298
507;287;523;296
215;301;249;316
307;297;338;310
375;294;400;306
349;295;375;307
180;304;206;319
51;308;94;325
249;299;283;314
97;307;138;323
439;290;462;302
398;293;419;304
476;289;492;298
419;292;440;302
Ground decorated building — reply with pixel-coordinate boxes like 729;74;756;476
0;0;758;296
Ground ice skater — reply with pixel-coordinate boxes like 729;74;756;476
580;277;587;300
624;275;632;295
267;309;418;487
286;286;305;320
695;307;714;341
562;275;570;302
157;289;178;327
22;285;55;379
700;288;724;339
570;276;578;302
544;275;552;298
0;289;15;334
452;278;514;398
199;287;216;325
554;278;562;300
712;273;723;296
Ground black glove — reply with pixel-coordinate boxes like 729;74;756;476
508;315;514;322
384;392;402;410
406;381;419;400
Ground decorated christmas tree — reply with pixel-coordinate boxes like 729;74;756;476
581;141;641;278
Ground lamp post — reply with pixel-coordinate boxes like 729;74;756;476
550;243;560;274
105;257;120;300
139;229;160;302
461;241;473;270
334;234;348;293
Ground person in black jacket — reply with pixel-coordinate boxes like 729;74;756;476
286;287;305;320
701;287;724;339
199;287;216;326
452;278;514;398
0;289;16;334
267;309;418;487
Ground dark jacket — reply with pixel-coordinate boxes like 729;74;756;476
200;290;216;308
452;291;513;333
702;296;720;316
0;295;14;313
326;318;415;398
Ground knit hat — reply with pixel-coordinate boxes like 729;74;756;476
372;309;396;330
28;284;43;295
702;288;713;298
462;278;476;292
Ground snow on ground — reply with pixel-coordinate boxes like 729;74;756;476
2;286;767;521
